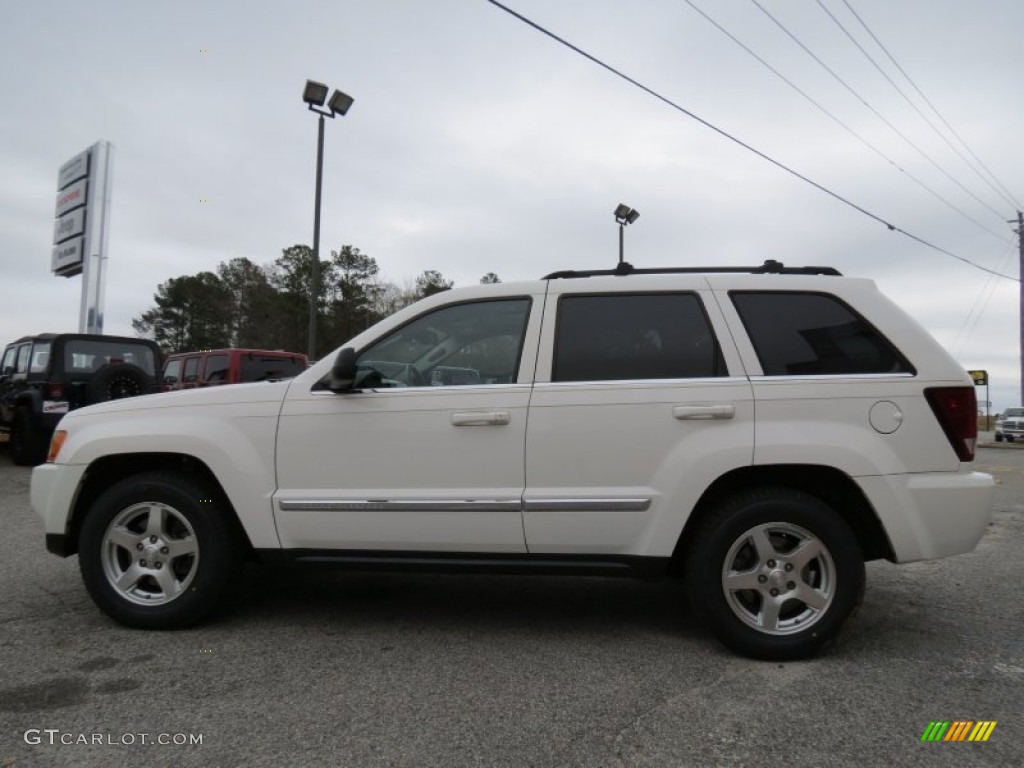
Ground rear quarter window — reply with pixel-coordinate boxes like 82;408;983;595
731;291;913;376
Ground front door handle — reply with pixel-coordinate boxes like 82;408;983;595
672;404;735;420
451;410;511;426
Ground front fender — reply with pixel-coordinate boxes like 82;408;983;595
56;405;282;549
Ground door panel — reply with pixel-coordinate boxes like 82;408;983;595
524;281;754;556
274;293;543;552
275;386;531;551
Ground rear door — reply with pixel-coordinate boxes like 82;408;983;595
523;275;755;556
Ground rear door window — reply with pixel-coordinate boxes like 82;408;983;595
553;293;725;382
731;292;913;376
203;354;230;384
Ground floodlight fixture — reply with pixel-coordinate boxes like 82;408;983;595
614;203;640;269
303;80;329;107
614;203;639;226
328;89;354;116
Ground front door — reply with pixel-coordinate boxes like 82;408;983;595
274;293;542;553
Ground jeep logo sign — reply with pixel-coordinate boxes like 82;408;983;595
54;208;86;244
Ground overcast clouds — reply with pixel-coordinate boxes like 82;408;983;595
2;0;1022;407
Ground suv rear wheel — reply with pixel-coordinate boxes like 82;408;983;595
10;407;47;465
685;488;864;660
78;472;242;629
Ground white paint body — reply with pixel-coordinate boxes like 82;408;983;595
32;273;994;563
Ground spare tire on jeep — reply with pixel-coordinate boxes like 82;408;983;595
87;363;157;403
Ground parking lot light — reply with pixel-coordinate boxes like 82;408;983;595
302;79;354;359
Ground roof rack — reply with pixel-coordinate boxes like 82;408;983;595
542;260;842;279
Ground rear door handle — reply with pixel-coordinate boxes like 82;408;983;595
451;410;511;426
672;404;735;420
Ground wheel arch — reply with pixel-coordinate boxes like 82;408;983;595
66;453;254;558
670;464;895;574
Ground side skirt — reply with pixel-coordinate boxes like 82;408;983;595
255;549;672;580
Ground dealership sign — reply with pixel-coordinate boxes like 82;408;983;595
50;141;114;334
52;238;85;272
51;149;95;277
54;207;86;243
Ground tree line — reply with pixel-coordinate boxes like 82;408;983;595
132;244;500;358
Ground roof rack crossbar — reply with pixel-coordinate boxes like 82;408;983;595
542;260;841;279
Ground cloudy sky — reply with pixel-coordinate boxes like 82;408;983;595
2;0;1022;408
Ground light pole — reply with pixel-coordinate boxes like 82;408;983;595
302;79;354;359
614;203;639;273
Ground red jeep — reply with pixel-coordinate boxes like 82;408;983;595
161;348;308;391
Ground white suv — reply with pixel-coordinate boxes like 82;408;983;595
31;262;994;660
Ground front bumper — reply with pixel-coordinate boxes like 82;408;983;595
856;471;995;562
31;462;88;558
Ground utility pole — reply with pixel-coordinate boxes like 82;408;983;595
1015;211;1024;405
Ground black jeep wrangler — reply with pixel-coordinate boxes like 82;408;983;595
0;334;162;465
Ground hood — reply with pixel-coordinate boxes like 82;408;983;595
63;379;293;421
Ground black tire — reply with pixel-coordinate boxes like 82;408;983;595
78;472;242;629
995;433;1003;443
683;488;865;661
1008;436;1015;443
87;363;156;403
10;407;48;465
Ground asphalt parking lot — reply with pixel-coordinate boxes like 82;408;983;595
1;445;1021;768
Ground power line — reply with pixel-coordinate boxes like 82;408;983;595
953;240;1017;357
484;0;1019;282
682;0;1010;243
841;0;1022;210
748;0;1008;226
819;0;1020;213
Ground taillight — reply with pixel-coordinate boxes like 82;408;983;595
46;382;64;399
925;387;977;462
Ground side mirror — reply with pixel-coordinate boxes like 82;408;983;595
326;348;358;392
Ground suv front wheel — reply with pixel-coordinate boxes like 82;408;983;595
78;472;242;629
685;488;864;660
